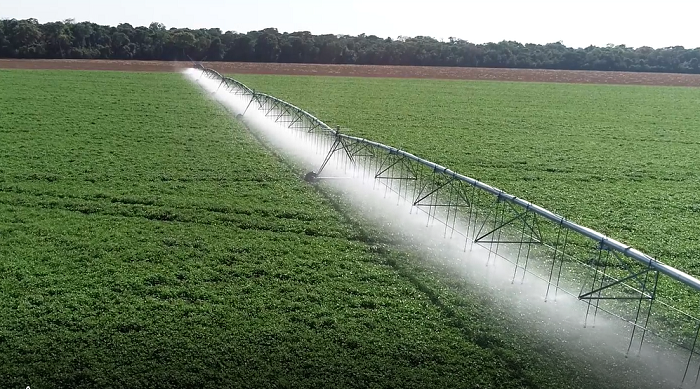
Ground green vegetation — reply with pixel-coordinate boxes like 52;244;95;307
0;69;636;388
3;18;700;73
231;74;700;304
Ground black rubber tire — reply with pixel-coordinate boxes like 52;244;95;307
304;172;318;183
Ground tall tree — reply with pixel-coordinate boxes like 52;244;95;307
254;29;281;62
171;30;195;59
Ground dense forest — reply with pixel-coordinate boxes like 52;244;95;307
2;18;700;73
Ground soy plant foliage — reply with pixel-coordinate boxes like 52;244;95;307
0;69;612;389
233;73;700;307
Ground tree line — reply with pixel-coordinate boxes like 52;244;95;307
2;18;700;73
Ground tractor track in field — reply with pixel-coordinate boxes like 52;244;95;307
3;58;700;87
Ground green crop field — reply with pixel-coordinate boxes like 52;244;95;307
232;73;700;308
0;69;650;388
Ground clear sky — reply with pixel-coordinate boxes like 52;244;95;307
2;0;698;49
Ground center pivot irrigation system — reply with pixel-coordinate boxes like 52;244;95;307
194;64;700;384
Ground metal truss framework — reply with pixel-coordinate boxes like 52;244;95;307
194;64;700;385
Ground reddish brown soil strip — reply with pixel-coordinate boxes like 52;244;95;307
3;59;700;87
0;59;186;73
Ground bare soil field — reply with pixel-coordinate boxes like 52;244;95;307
3;58;700;87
